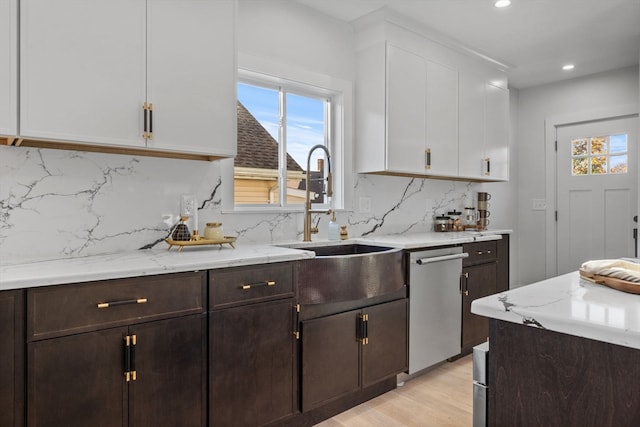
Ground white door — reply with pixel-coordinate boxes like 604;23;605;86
556;115;638;275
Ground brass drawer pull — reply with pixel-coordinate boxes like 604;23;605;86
97;298;148;309
240;280;276;290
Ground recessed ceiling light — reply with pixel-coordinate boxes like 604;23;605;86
562;64;575;71
494;0;511;8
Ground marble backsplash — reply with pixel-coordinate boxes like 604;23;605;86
0;146;477;264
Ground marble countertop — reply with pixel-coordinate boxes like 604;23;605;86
0;229;511;291
0;244;315;290
472;271;640;350
358;229;509;249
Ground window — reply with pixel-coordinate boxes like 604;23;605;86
571;134;628;175
234;73;333;208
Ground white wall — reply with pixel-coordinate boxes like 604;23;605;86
516;66;639;285
237;0;355;80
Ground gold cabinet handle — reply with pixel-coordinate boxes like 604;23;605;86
240;280;276;290
425;149;432;170
97;298;148;309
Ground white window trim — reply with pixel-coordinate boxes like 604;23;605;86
221;52;353;214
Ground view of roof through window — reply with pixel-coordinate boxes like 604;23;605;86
235;82;330;206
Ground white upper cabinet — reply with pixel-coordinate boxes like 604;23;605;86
20;0;236;158
484;82;509;181
20;0;147;147
0;0;18;139
354;15;508;181
355;42;458;177
386;44;427;174
145;0;236;157
425;60;458;177
459;70;509;181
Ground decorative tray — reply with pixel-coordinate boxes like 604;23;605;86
579;269;640;295
165;236;236;251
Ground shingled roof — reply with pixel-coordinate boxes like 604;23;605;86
236;101;304;172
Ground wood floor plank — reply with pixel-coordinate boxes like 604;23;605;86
315;355;473;427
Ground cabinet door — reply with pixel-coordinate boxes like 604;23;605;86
362;299;408;388
484;83;509;180
28;327;128;427
301;310;360;412
458;70;486;179
0;0;17;137
211;299;296;427
462;262;497;352
20;0;146;147
386;44;427;174
496;234;510;293
146;0;236;157
425;60;458;177
0;290;24;427
130;314;206;427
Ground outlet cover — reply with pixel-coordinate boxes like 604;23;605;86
181;194;197;217
359;197;372;213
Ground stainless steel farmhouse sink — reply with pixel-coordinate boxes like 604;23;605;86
294;244;406;305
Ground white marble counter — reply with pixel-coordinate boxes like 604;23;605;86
0;229;511;291
0;245;314;291
472;271;640;350
359;230;508;249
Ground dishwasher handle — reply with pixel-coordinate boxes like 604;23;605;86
415;252;469;265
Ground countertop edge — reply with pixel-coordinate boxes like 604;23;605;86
471;271;640;350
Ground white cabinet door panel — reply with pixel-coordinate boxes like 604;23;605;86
0;0;17;137
458;71;486;179
20;0;146;146
386;44;426;173
426;60;458;177
147;0;236;156
484;83;509;180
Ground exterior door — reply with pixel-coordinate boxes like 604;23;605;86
556;115;638;274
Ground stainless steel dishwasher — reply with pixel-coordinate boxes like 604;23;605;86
408;246;468;374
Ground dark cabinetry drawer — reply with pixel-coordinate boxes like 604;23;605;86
27;271;206;340
463;241;497;266
209;262;294;309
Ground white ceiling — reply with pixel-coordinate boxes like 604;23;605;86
294;0;640;89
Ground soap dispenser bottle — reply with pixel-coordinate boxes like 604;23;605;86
328;212;339;241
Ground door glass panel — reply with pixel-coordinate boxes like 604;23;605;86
570;133;628;176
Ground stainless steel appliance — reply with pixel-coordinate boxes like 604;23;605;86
408;247;468;374
473;341;490;427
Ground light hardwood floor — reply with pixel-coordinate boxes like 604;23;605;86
315;355;473;427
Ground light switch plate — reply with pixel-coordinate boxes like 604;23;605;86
532;199;547;210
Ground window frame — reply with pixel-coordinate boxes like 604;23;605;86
221;54;352;214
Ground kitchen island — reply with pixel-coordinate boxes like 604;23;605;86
472;271;640;426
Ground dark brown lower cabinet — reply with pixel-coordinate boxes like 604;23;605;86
210;298;296;427
28;314;206;427
26;271;207;427
461;262;497;353
0;290;25;427
301;299;408;412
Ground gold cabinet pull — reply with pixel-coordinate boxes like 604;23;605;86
240;280;276;290
97;298;148;309
425;149;431;170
